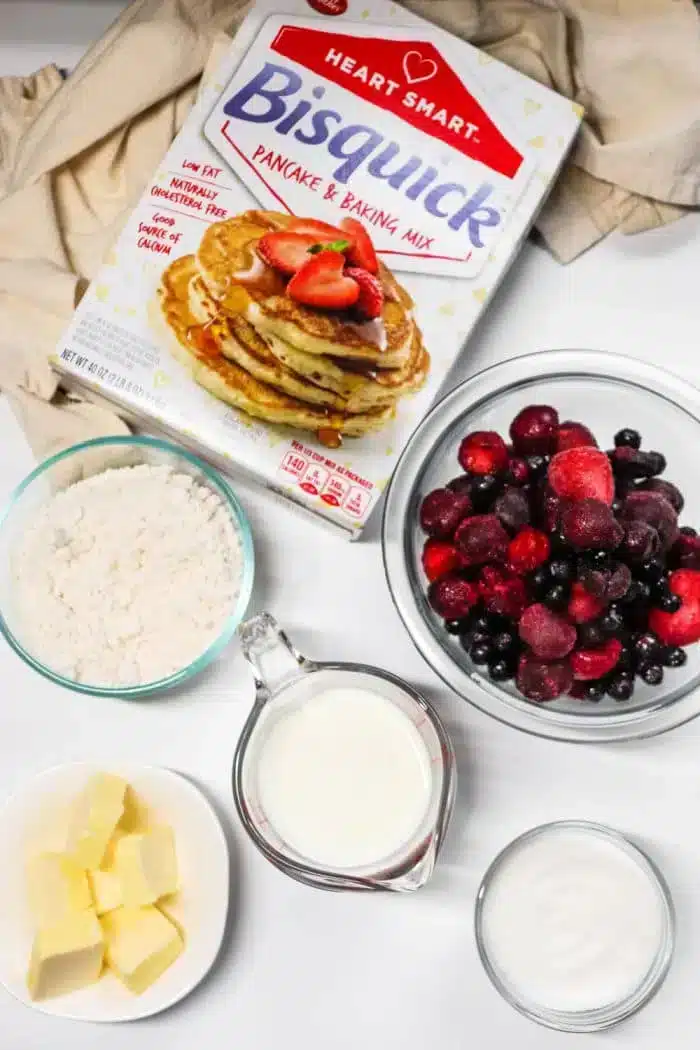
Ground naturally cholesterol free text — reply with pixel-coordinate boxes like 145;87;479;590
223;61;502;249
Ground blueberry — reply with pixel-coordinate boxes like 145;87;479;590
470;640;492;665
493;630;517;655
600;606;625;634
634;633;662;662
529;566;551;600
544;583;570;610
471;614;492;635
608;674;635;701
582;680;607;702
617;646;635;673
657;592;682;613
525;455;548;481
639;662;664;686
622;580;650;604
469;474;503;511
680;526;698;538
578;622;605;648
663;646;688;668
488;658;516;682
614;428;641;450
637;559;666;583
549;558;573;583
445;619;467;635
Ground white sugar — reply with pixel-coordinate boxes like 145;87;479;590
12;464;243;687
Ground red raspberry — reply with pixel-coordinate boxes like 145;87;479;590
517;655;573;702
455;514;509;566
458;431;509;476
567;581;605;624
508;527;550;574
519;603;577;660
419;487;471;539
421;539;461;582
509;405;559;455
649;569;700;645
428;575;479;620
548;447;614;505
556;421;598;452
571;638;622;680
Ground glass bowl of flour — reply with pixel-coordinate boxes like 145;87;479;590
0;436;254;697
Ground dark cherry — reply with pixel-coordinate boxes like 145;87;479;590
470;640;492;665
608;674;635;701
639;663;664;686
544;583;570;610
489;658;516;682
469;474;503;512
549;558;573;583
446;474;472;495
680;526;698;538
525;455;548;481
614;428;641;449
634;633;662;662
663;646;688;668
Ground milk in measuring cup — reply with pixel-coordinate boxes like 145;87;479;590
255;685;432;869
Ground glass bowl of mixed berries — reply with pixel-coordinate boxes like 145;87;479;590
382;350;700;742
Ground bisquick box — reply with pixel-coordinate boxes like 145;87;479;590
54;0;582;537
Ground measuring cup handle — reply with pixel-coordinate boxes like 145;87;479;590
238;612;309;700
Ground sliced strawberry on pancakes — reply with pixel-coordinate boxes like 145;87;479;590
340;218;378;274
345;267;384;319
288;217;346;241
287;251;360;311
256;232;318;275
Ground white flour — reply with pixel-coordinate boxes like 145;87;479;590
12;464;243;687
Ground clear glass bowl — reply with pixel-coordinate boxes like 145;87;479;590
382;349;700;742
474;821;675;1032
0;436;254;698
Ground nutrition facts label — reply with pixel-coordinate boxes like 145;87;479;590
278;443;373;518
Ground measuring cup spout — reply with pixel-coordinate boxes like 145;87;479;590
238;612;310;702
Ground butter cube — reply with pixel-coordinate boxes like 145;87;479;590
101;906;183;994
87;869;122;916
27;909;104;1000
115;827;178;907
67;773;128;869
27;852;92;926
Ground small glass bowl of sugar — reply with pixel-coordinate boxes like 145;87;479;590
0;436;254;698
474;821;675;1032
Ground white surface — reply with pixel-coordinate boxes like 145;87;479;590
2;5;700;1048
0;762;229;1022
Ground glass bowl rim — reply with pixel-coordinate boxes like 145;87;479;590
382;348;700;743
0;434;255;699
473;819;676;1033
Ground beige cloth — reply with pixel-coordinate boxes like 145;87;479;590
1;0;698;460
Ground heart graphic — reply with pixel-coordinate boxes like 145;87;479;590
402;50;438;86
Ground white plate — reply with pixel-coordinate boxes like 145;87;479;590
0;762;230;1022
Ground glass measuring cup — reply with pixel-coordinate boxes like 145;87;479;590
234;613;456;891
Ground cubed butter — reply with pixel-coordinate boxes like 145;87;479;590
115;826;178;906
67;773;128;869
87;869;122;916
27;852;92;926
101;906;183;994
27;909;104;1000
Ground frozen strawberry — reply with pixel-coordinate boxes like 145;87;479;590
419;487;472;539
641;478;684;513
570;638;622;680
556;421;598;452
287;251;359;310
508;527;550;574
458;431;509;476
256;231;319;275
621;491;679;551
455;514;509;565
517;654;573;702
518;603;577;660
339;217;379;274
561;499;623;550
568;581;605;623
422;539;461;582
428;575;479;620
509;405;559;455
649;570;700;645
494;488;531;532
288;217;346;240
548;447;614;505
345;267;384;319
